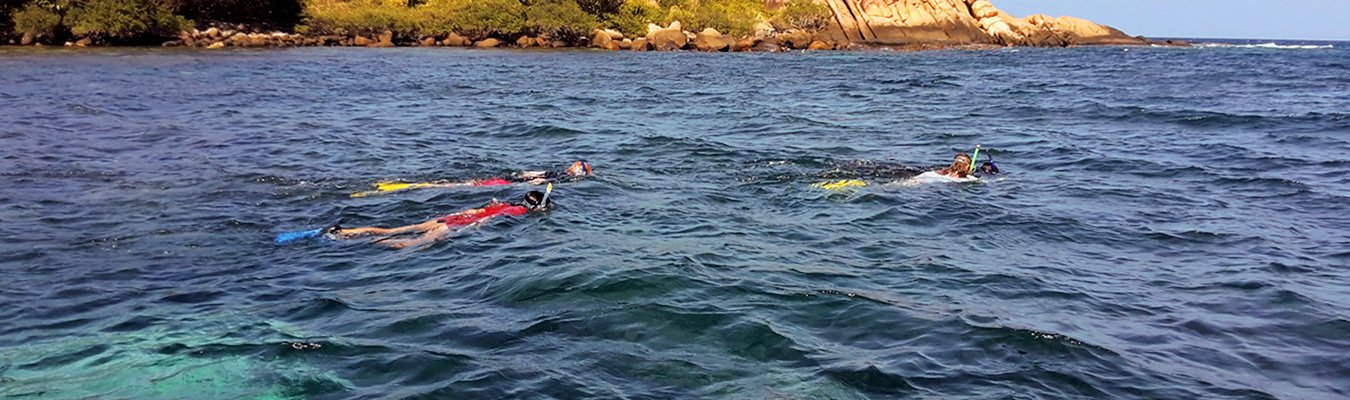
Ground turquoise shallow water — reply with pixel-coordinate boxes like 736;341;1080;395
1;42;1348;399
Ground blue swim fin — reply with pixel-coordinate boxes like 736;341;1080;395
275;223;341;245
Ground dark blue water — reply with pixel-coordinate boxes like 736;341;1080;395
1;43;1347;399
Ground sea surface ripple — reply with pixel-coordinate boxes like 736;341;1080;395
1;43;1347;399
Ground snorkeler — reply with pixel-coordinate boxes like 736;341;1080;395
934;153;974;179
329;190;553;248
815;152;998;187
351;161;592;197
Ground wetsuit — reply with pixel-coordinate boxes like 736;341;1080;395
436;203;528;227
465;170;569;187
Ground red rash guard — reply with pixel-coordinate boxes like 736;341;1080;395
437;203;527;227
472;178;512;186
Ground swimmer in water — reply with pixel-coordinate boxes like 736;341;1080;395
329;191;553;248
351;161;592;197
816;151;999;186
934;153;973;179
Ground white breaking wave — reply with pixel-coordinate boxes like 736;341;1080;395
1196;42;1334;50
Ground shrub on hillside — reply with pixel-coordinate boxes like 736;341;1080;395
573;0;621;16
66;0;191;40
168;0;303;29
2;0;24;37
604;0;660;38
11;2;62;39
669;0;765;36
430;0;524;40
303;0;427;36
771;0;831;32
525;0;596;41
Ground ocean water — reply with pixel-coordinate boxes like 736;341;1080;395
0;42;1347;399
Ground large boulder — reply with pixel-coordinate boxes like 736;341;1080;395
205;27;221;38
807;40;833;50
354;36;374;46
207;41;226;49
368;30;395;47
630;38;650;51
443;33;470;46
591;29;615;49
1047;15;1145;45
21;33;34;46
814;0;1140;47
474;38;501;48
647;22;688;51
777;29;813;49
817;0;990;44
732;37;758;52
693;28;728;52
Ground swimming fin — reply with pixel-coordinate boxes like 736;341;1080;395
275;223;341;245
813;179;867;190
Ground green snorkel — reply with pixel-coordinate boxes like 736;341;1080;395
969;144;982;174
540;183;553;209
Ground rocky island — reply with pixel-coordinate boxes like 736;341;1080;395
2;0;1153;51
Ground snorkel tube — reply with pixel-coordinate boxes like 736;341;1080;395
540;183;553;209
969;144;981;174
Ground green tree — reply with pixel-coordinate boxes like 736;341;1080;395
670;0;765;36
303;0;426;36
573;0;620;16
432;0;524;39
167;0;304;29
66;0;191;40
12;3;59;38
604;0;659;38
525;0;596;41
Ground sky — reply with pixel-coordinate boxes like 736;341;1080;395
993;0;1350;41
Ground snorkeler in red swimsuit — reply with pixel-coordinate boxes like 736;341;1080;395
331;191;553;248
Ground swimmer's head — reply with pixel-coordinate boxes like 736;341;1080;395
979;161;999;175
950;153;972;174
523;190;553;211
566;160;592;176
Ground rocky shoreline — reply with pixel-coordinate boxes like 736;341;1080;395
14;20;1179;52
4;0;1186;52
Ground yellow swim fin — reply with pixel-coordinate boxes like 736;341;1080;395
812;179;867;190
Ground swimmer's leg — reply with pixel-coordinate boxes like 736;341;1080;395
335;220;442;239
379;225;452;249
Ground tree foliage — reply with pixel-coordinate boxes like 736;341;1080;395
66;0;191;39
772;0;831;32
303;0;427;36
11;2;61;37
668;0;766;36
525;0;596;40
572;0;620;16
604;0;660;38
437;0;525;39
167;0;303;29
